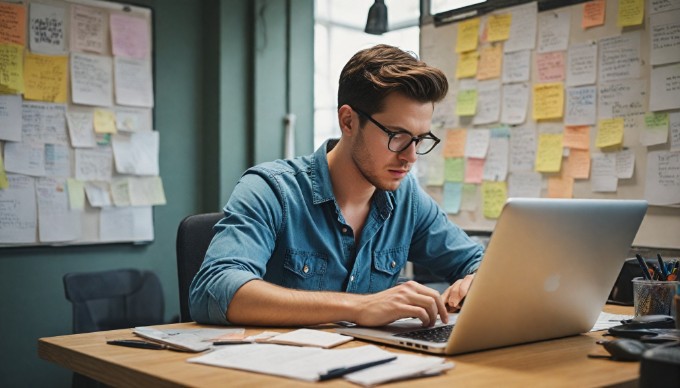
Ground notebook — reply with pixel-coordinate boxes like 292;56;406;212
337;198;647;355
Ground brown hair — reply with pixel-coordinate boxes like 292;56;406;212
337;44;448;117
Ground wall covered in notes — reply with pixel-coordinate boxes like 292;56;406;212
419;0;680;249
0;0;163;246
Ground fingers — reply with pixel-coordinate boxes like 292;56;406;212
445;274;475;311
399;281;448;326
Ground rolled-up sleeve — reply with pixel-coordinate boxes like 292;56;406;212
189;170;283;325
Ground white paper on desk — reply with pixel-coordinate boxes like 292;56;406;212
188;344;395;382
264;328;353;348
345;354;454;387
590;312;632;332
133;327;244;352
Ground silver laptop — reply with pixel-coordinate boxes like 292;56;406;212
337;198;647;355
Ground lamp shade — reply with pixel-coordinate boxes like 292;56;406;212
365;0;388;35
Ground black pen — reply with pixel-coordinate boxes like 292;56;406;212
107;339;167;350
657;254;668;279
213;340;253;345
318;356;397;381
635;254;652;280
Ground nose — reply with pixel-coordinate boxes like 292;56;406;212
398;140;418;164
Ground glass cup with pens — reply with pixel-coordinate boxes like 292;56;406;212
633;254;679;317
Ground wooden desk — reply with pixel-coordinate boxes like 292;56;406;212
39;305;638;387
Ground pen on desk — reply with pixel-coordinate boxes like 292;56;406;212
635;254;652;280
318;356;397;381
213;340;253;345
106;339;167;350
657;254;668;279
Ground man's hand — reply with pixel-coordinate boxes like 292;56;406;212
442;273;475;312
352;281;448;327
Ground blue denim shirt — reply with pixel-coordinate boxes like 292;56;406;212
189;140;484;325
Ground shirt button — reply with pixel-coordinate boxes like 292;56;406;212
350;275;354;282
391;261;396;269
341;227;348;233
303;265;309;273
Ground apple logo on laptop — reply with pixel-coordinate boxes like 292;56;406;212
544;274;561;292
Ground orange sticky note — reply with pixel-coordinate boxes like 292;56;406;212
547;174;574;198
565;148;591;179
444;129;467;158
477;44;503;80
563;126;590;150
582;0;605;29
0;2;26;46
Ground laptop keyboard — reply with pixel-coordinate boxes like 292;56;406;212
393;324;454;343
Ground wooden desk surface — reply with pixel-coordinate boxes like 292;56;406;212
39;305;638;388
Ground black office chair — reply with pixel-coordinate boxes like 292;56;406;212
63;268;166;388
176;212;224;322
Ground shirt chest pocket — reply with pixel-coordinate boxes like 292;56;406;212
282;249;328;290
369;246;409;293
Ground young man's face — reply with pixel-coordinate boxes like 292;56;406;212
350;93;434;192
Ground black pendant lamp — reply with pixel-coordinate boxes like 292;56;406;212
365;0;388;35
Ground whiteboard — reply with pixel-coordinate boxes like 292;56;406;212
419;0;680;249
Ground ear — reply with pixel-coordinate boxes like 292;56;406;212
337;105;355;136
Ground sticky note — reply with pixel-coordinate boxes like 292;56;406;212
482;181;507;219
533;83;564;120
535;133;563;173
23;52;68;103
618;0;644;27
456;51;478;79
596;118;624;148
93;109;117;134
487;13;512;42
444;158;464;182
456;89;477;116
456;18;480;53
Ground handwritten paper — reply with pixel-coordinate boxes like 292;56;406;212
565;86;596;126
537;9;570;53
650;63;680;112
0;2;26;46
582;0;606;29
3;142;45;176
533;83;564;120
21;102;68;145
536;51;565;83
504;2;537;53
535;133;563;173
502;50;530;83
487;13;511;42
23;52;68;103
44;144;70;177
508;171;542;198
444;158;465;182
596;118;624;148
501;82;529;125
443;182;462;214
644;151;680;205
650;10;680;66
455;89;477;116
641;112;669;146
110;13;151;59
618;0;644;27
443;129;466;158
476;44;502;80
99;206;154;242
114;57;154;107
464;129;490;158
616;149;635;179
465;158;485;183
474;80;501;125
509;123;536;172
70;52;113;107
0;174;37;243
0;43;24;93
591;152;618;192
29;3;65;54
456;51;478;79
670;112;680;151
36;177;80;242
75;146;113;181
598;79;647;129
84;181;111;208
0;94;22;141
650;0;680;14
66;109;96;148
456;18;480;53
482;181;506;219
482;135;509;181
566;41;597;87
111;131;159;176
70;5;105;54
599;32;641;83
548;174;574;198
563;126;590;150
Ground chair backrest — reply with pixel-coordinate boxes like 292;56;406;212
63;269;165;333
176;212;223;322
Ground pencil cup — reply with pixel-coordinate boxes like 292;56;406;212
632;277;679;317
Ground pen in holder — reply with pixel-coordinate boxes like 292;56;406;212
632;277;679;317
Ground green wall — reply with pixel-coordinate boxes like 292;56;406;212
0;0;313;386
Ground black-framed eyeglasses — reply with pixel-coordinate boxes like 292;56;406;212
351;106;440;155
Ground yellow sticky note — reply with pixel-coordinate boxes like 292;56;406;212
618;0;644;27
596;118;624;148
456;89;477;116
444;129;466;158
444;158;465;182
482;181;507;219
476;44;502;80
0;44;24;93
456;51;478;79
487;13;511;42
24;52;68;103
0;151;9;189
67;179;85;210
547;174;574;198
93;109;117;134
532;83;564;120
535;133;563;173
456;17;480;53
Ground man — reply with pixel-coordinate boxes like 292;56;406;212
189;44;484;327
